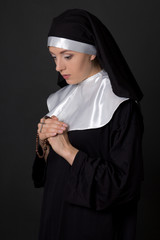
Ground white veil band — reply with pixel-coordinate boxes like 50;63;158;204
47;36;97;55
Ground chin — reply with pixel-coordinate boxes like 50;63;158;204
66;80;76;85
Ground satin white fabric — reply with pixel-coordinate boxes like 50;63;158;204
46;70;128;131
47;36;97;55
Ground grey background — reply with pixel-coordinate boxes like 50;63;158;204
0;0;160;239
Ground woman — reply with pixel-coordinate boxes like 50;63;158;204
32;9;144;240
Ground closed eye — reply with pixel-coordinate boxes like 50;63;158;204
50;54;56;60
64;55;73;60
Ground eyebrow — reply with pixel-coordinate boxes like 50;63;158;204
49;50;72;55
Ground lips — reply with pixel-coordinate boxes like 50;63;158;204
62;74;71;80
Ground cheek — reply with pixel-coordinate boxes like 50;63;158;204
76;57;90;73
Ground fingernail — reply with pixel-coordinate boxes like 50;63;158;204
63;123;68;127
58;130;63;133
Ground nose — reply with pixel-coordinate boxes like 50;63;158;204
55;59;66;72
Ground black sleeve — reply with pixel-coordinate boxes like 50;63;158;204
65;100;144;210
32;145;47;188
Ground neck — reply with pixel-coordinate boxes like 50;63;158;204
89;63;102;78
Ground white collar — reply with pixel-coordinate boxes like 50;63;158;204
46;70;128;131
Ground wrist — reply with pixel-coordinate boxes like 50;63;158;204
63;144;79;165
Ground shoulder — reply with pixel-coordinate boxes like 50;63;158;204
110;99;143;129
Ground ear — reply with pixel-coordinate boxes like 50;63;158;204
90;55;96;61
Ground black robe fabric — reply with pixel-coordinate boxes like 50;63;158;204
32;99;144;240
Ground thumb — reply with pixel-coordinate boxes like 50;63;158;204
51;115;58;120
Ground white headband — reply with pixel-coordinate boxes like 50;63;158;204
47;36;97;55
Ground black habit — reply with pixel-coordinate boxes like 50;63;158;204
32;99;144;240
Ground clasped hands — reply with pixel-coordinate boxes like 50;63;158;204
38;116;78;165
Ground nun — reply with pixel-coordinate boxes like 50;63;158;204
32;9;144;240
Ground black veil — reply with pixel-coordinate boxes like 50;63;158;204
48;9;143;101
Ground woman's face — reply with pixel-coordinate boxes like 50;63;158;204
49;46;98;85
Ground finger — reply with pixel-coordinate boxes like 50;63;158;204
38;130;58;140
38;122;46;132
54;120;68;128
47;118;67;126
38;123;45;134
42;118;68;128
41;126;66;134
38;121;67;131
38;123;67;135
40;118;46;123
51;115;58;120
42;116;67;127
41;132;57;138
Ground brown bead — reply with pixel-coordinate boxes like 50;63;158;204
36;133;47;158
